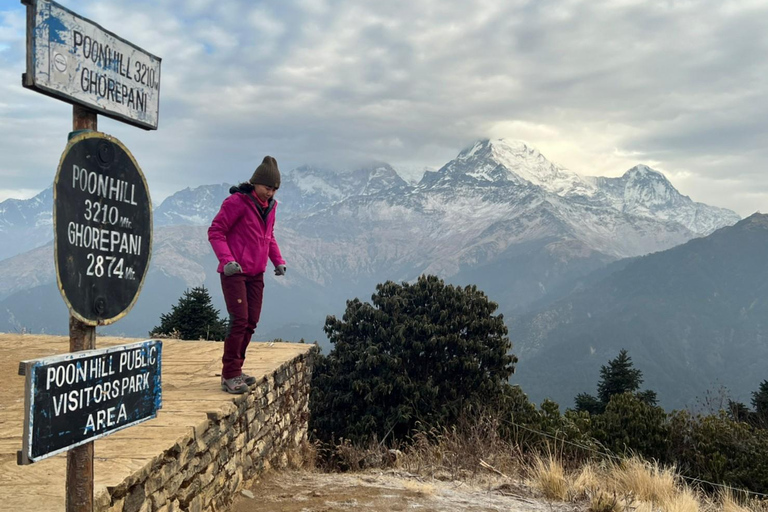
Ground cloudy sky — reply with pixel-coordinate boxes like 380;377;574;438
1;0;767;215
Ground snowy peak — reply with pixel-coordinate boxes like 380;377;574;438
622;165;684;208
349;162;409;196
592;164;688;213
433;139;594;196
590;164;740;236
278;163;410;216
285;165;346;202
0;186;53;229
285;163;407;200
0;186;54;261
154;183;232;227
601;164;688;211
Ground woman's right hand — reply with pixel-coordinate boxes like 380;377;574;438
224;261;242;276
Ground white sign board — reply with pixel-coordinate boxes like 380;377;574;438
23;0;161;130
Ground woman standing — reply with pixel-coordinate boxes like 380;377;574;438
208;156;287;394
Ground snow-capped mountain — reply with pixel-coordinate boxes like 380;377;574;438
154;183;233;227
278;162;408;215
433;139;737;237
0;187;54;261
0;139;740;345
588;165;740;236
149;162;411;227
434;139;596;197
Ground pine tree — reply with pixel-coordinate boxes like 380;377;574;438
574;392;604;415
151;286;228;341
310;275;517;444
597;349;643;404
752;380;768;425
574;349;657;413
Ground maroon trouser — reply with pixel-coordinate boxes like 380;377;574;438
220;272;264;379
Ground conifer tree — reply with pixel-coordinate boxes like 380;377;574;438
151;286;228;341
574;349;657;413
310;275;517;444
574;392;604;415
752;380;768;424
597;349;643;404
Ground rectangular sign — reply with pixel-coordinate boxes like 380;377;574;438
22;0;161;130
19;340;162;465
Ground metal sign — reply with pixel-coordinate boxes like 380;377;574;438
22;0;161;130
18;340;162;465
54;131;152;325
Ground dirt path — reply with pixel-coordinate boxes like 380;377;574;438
229;470;581;512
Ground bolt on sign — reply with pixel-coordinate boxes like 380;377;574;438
18;340;162;465
22;0;161;130
54;131;152;325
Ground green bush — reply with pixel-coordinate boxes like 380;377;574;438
668;410;768;493
309;275;517;444
592;392;669;462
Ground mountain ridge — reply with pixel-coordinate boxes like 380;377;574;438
510;213;768;409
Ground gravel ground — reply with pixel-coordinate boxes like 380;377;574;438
229;469;583;512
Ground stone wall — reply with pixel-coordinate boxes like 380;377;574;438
96;347;317;512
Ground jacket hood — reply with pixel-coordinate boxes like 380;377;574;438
230;182;254;194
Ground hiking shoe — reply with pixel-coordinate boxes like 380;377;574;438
221;376;248;394
241;373;257;386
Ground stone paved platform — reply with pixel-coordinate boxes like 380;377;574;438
0;333;313;511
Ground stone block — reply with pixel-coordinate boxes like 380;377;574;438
224;455;238;475
176;440;198;468
105;496;125;512
95;488;112;511
206;401;238;422
188;494;203;512
199;462;216;488
122;484;146;512
145;458;180;494
150;489;168;509
234;432;247;451
177;476;202;507
164;470;186;497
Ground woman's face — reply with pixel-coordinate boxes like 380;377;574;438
254;184;276;202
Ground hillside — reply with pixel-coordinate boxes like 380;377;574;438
511;214;768;410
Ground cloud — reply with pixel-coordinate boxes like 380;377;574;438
1;0;767;216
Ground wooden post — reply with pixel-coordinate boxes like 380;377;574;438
66;104;97;512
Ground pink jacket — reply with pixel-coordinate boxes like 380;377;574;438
208;190;285;275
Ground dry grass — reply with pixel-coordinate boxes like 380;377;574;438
663;487;701;512
590;491;625;512
571;462;600;500
521;452;717;512
396;416;524;481
721;490;768;512
527;453;569;501
607;457;678;504
310;419;765;512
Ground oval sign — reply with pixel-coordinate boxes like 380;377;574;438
54;132;152;325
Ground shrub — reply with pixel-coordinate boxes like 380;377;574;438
668;410;768;493
309;275;517;444
151;286;228;341
592;392;669;462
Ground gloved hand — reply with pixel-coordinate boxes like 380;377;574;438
274;264;287;276
224;261;242;276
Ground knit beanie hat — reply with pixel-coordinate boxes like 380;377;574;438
250;156;281;189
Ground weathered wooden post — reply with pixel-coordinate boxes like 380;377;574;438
19;1;162;510
67;104;97;512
